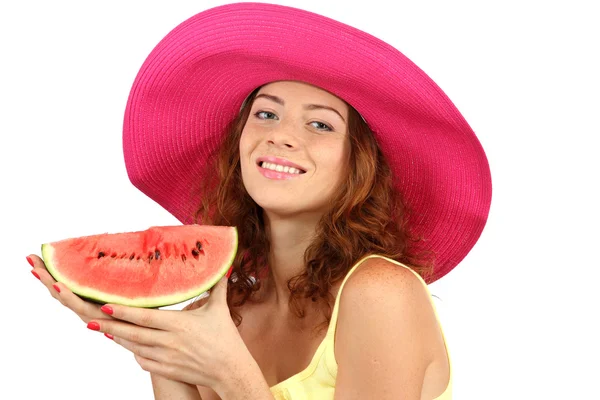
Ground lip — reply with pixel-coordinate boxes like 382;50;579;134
258;166;303;180
255;156;307;172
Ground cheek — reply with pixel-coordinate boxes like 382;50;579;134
324;139;351;170
239;130;252;165
239;129;260;188
334;141;352;182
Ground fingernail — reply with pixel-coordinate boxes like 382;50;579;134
104;333;114;340
226;265;233;279
100;305;113;315
31;270;40;280
26;256;34;267
87;321;100;331
53;284;61;293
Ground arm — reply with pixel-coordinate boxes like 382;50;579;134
151;373;202;400
333;258;449;399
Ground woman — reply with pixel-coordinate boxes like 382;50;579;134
27;3;491;399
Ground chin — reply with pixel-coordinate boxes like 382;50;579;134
243;179;333;219
255;198;331;221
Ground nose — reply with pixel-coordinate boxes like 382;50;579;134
266;123;297;149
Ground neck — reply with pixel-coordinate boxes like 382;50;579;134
261;211;321;310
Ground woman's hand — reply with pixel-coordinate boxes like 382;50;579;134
87;276;252;391
27;254;110;323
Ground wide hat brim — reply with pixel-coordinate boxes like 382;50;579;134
123;2;492;283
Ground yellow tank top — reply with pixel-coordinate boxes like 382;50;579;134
269;255;452;399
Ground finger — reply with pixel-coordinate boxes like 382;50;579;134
113;337;166;362
100;304;176;330
134;353;167;376
28;256;62;301
28;255;112;324
27;254;48;271
134;354;182;383
88;319;166;346
36;273;107;321
54;282;109;322
28;254;60;298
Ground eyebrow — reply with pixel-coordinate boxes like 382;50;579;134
254;93;346;123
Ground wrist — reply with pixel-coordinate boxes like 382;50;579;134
150;373;201;399
215;357;273;400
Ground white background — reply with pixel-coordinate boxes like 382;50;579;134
1;1;598;399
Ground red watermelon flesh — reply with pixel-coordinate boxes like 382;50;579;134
41;225;237;307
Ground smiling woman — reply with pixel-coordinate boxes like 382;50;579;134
28;2;491;399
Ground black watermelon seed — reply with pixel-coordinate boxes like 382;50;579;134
191;249;199;257
129;254;135;260
155;250;161;260
98;252;105;259
196;241;202;251
181;254;187;262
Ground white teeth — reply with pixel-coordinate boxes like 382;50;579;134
261;162;302;174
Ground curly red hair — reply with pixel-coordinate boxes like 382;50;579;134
194;87;434;327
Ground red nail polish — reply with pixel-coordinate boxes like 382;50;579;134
101;305;113;315
226;265;234;279
87;321;100;331
31;270;40;280
53;284;61;293
26;256;34;267
104;333;114;340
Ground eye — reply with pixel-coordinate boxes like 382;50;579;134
309;121;333;131
254;111;278;120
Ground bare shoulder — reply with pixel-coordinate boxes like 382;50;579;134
337;257;436;339
340;257;431;308
334;257;449;398
336;257;440;349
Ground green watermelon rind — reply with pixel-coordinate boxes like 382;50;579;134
41;227;238;308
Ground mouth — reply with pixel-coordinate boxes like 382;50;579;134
256;157;307;174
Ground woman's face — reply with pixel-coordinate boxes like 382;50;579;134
239;81;350;220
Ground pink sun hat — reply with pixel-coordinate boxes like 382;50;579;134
123;2;492;282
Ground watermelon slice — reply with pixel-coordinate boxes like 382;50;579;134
41;225;237;307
